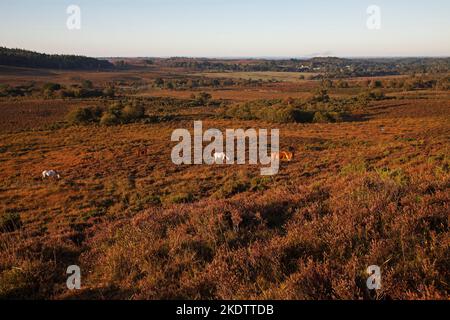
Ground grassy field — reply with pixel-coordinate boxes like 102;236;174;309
193;71;317;82
0;67;449;300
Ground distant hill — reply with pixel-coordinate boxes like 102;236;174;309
0;47;113;70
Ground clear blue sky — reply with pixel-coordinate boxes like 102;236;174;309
0;0;449;57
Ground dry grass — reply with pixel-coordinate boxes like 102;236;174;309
0;69;449;300
0;98;99;133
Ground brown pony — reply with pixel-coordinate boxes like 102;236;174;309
271;147;295;162
280;151;294;162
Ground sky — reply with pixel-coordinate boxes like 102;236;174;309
0;0;449;58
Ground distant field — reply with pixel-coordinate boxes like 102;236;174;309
193;71;318;82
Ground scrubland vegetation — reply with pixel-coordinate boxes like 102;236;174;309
0;53;449;300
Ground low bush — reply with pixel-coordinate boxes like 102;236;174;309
42;83;61;92
66;106;103;125
223;99;345;123
192;92;212;106
166;192;194;204
313;111;342;123
99;112;120;126
122;104;145;122
66;101;146;126
0;84;36;97
212;174;251;199
0;212;22;232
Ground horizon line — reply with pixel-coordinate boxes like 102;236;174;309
3;47;450;60
102;55;450;59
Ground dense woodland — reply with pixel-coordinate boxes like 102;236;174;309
0;47;113;70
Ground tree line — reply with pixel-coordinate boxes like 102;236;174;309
0;47;113;70
157;57;450;77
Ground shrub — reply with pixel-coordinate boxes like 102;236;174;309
143;115;175;124
65;101;146;127
0;84;35;97
0;84;9;97
42;82;61;92
139;195;161;206
166;192;194;204
369;90;386;100
375;167;410;186
369;80;383;88
100;112;120;126
107;103;123;117
102;86;115;98
321;79;333;88
42;83;61;97
66;106;101;125
290;109;315;123
74;88;103;98
194;92;212;106
105;102;146;124
250;176;271;191
122;104;145;122
60;86;111;99
358;89;386;102
313;111;342;123
154;78;164;87
224;99;341;123
313;112;331;123
81;80;94;89
0;212;22;232
0;266;40;299
312;88;330;103
213;174;250;199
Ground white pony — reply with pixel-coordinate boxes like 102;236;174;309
213;152;230;164
42;170;61;179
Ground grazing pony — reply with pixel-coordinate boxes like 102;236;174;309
42;170;61;179
280;151;294;161
271;148;295;162
213;152;230;164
